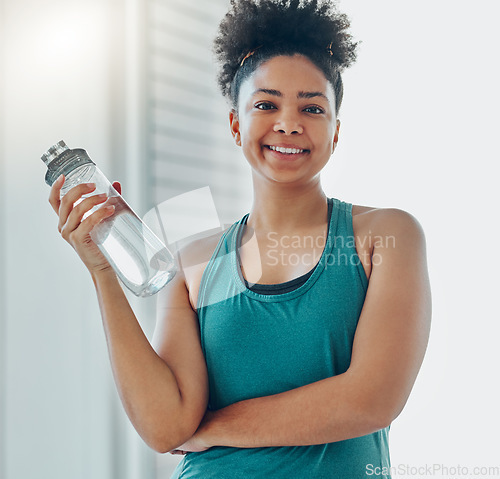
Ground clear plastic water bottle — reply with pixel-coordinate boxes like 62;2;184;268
41;140;177;297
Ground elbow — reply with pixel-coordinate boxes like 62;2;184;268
149;432;189;455
140;428;178;454
368;401;403;431
374;410;393;431
344;372;408;433
358;407;391;435
152;441;178;455
149;397;208;453
148;415;201;454
149;424;196;454
149;432;177;454
353;396;397;434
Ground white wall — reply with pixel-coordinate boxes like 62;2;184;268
325;0;500;475
1;0;7;476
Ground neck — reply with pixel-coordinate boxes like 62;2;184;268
247;174;329;234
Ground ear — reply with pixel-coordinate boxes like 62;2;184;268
229;109;241;147
332;119;341;153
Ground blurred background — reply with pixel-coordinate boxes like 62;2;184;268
1;0;499;478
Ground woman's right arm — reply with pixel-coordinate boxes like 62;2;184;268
49;175;209;453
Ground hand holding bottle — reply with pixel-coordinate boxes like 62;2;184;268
42;141;176;296
48;174;123;275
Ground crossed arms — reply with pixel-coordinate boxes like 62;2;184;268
170;208;432;452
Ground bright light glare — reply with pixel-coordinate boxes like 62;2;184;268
32;5;104;67
99;233;145;286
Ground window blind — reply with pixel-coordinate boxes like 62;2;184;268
145;0;252;238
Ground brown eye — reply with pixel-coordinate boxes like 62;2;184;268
255;102;276;110
304;106;324;114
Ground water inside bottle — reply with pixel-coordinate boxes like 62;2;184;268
91;196;176;296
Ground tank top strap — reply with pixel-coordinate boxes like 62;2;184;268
328;198;369;293
196;219;246;312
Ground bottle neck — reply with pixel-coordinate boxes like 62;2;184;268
45;148;95;186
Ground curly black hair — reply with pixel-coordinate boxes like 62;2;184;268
213;0;359;115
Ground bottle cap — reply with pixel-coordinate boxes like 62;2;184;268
41;140;95;186
41;140;69;166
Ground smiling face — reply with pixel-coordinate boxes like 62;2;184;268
230;54;340;187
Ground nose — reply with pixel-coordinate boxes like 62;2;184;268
273;110;303;135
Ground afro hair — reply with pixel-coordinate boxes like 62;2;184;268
213;0;359;113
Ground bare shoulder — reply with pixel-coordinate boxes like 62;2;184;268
351;203;426;281
352;203;426;240
176;226;231;310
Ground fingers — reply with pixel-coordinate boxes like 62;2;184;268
59;194;110;239
66;204;115;244
49;177;122;239
57;183;98;233
169;450;187;455
49;177;122;218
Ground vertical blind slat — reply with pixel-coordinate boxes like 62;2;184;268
145;0;250;231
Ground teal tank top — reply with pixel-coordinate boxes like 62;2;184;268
172;197;391;479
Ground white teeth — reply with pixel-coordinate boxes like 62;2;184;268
269;146;304;154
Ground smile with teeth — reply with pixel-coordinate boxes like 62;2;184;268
268;146;307;155
267;145;307;155
269;146;306;155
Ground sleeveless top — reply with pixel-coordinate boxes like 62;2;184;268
171;197;391;479
239;200;332;295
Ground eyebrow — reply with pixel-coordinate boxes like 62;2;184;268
253;88;282;97
298;91;329;102
252;88;329;102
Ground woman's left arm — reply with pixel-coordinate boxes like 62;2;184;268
174;209;432;451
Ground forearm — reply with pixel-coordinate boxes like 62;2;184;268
201;372;388;448
91;270;188;451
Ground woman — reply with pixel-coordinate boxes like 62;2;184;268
49;0;432;477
